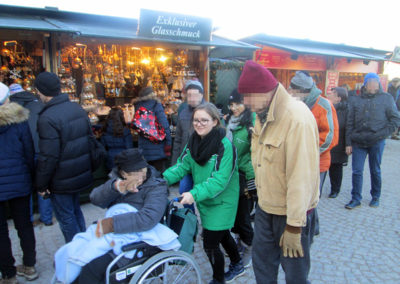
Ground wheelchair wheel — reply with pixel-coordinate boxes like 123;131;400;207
129;250;201;284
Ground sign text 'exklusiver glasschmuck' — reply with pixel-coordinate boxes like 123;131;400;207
138;9;212;42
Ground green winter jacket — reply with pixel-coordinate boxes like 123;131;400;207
230;112;256;180
163;136;239;230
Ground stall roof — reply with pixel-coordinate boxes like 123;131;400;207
241;34;392;61
0;4;257;49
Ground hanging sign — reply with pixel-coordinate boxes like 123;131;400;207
138;9;212;42
325;70;339;96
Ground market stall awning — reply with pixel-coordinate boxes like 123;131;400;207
241;34;392;61
0;5;258;50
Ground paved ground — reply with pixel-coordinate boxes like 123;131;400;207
6;139;400;283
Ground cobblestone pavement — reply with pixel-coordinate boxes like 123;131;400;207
6;139;400;283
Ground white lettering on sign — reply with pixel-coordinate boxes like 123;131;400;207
151;26;201;39
156;16;197;28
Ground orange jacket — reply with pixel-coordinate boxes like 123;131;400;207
310;96;339;172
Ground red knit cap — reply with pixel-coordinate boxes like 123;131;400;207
238;60;278;94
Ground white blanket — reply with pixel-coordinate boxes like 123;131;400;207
54;203;181;284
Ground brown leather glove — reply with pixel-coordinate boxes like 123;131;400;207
279;225;304;258
95;217;114;238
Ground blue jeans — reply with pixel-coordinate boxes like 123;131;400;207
51;193;86;243
38;194;53;224
351;140;385;202
179;174;194;212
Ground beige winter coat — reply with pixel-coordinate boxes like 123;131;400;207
252;84;320;227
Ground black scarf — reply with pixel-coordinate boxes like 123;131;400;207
188;127;226;166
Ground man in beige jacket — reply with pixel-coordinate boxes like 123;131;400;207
238;60;320;284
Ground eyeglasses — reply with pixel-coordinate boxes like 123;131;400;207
193;118;211;126
229;103;243;110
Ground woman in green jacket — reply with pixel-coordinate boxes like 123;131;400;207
225;89;256;268
163;102;244;284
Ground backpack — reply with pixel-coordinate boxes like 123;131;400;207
132;102;166;143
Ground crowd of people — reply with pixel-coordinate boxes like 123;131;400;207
1;60;400;284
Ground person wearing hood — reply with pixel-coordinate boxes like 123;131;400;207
100;106;133;171
74;148;169;283
345;73;400;209
132;86;172;173
34;72;93;243
9;83;54;226
171;80;205;212
327;87;350;198
0;83;38;283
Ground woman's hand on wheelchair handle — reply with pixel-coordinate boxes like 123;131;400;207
180;192;194;205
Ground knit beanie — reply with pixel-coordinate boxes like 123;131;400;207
138;86;154;97
290;71;314;90
228;89;243;104
34;72;61;97
0;82;10;105
9;83;24;95
184;80;204;94
114;148;148;172
238;60;278;94
363;73;380;86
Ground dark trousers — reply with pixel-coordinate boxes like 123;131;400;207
75;252;114;284
51;193;86;243
252;207;315;284
203;229;241;282
329;163;343;194
232;194;254;246
0;195;36;278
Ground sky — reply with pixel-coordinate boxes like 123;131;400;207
0;0;399;51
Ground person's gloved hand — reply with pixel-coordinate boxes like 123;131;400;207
246;179;256;191
95;217;114;238
164;145;172;157
279;225;303;258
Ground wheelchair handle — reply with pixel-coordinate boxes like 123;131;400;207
173;196;183;202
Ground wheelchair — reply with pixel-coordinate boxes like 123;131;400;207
52;198;202;284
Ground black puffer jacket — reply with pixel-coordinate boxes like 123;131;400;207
346;90;400;148
331;102;348;164
90;166;168;234
9;91;43;154
35;93;93;193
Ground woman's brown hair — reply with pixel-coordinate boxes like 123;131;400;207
103;106;127;137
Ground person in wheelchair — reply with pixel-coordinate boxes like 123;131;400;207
73;148;169;283
163;103;245;284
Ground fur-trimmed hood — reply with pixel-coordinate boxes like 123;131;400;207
131;93;161;104
0;102;29;127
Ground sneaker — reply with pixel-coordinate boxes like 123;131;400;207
16;265;38;281
0;276;18;284
241;245;252;268
345;200;361;210
369;198;379;208
328;192;338;198
224;260;245;283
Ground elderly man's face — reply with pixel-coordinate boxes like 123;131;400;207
365;79;380;95
242;90;275;113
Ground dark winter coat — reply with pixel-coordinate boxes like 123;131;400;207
0;102;35;201
90;166;168;234
388;82;400;110
171;99;205;165
331;102;349;164
346;89;400;148
35;93;93;194
133;94;171;162
9;91;44;154
100;122;133;170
